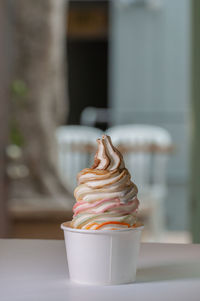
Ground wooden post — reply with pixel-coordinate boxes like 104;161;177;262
190;0;200;243
0;0;12;237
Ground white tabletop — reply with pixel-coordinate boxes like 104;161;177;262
1;239;200;301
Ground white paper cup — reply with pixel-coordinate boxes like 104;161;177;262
61;222;143;285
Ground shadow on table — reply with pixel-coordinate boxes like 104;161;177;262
137;261;200;283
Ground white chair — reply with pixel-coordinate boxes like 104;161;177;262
56;126;102;195
106;124;172;241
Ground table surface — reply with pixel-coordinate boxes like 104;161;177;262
1;239;200;301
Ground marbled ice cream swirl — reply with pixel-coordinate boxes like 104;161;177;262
71;135;139;230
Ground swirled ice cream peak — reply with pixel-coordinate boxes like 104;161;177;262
71;135;140;230
92;135;125;171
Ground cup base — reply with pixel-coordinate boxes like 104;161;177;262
61;222;143;286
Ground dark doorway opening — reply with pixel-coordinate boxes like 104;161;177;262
66;0;109;130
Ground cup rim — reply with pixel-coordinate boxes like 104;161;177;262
61;221;144;235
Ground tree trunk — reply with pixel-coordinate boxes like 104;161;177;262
190;0;200;243
12;0;68;198
0;0;12;237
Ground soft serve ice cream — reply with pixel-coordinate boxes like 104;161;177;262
71;135;139;230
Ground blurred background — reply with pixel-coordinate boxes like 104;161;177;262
0;0;200;243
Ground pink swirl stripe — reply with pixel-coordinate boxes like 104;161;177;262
73;197;139;217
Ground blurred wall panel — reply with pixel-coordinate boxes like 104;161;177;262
109;0;191;230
